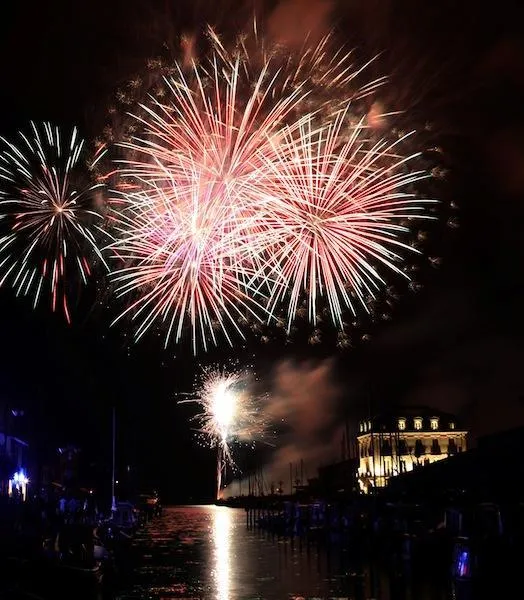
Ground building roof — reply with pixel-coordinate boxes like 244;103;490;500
358;406;465;434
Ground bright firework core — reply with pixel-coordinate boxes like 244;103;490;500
179;366;267;499
211;381;238;445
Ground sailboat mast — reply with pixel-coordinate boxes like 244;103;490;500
112;406;116;512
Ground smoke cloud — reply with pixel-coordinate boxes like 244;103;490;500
227;358;345;496
267;0;334;47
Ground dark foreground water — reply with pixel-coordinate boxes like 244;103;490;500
115;505;459;600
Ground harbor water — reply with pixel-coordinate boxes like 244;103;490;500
115;505;457;600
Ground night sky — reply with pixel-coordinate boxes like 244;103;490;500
0;0;523;502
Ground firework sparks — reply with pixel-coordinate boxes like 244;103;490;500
179;366;265;498
256;110;436;327
108;174;269;353
107;38;314;352
0;122;108;322
106;27;435;351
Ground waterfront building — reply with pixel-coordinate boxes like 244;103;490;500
0;404;30;500
387;424;524;502
356;407;468;493
0;432;29;500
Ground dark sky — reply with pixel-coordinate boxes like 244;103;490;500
0;0;523;502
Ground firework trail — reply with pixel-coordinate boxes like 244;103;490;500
106;26;434;351
179;366;265;499
0;122;108;322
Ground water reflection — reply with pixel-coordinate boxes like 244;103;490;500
212;507;231;600
117;506;463;600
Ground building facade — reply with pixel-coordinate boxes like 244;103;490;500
0;433;29;500
357;408;467;493
387;425;524;502
1;404;30;500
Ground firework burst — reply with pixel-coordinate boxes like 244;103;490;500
104;24;436;352
106;39;312;352
0;122;108;322
256;109;435;328
106;28;395;350
179;366;266;498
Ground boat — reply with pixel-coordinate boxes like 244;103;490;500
106;501;138;534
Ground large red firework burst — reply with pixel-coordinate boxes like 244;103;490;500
105;27;434;352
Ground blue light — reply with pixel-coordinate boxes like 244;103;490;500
457;550;470;578
12;469;28;485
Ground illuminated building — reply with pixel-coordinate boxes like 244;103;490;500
0;433;29;500
387;425;524;502
357;408;467;493
8;469;29;501
1;404;29;500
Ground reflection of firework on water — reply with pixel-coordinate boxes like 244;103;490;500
0;122;108;322
179;366;266;499
104;24;438;352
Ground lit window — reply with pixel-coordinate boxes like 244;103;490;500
360;422;364;432
398;418;406;431
430;418;439;430
449;422;455;430
414;418;423;430
368;420;372;431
